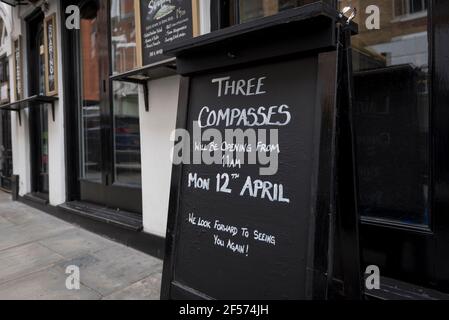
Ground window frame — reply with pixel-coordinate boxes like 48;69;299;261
212;0;337;30
109;0;138;76
108;0;142;188
393;0;428;21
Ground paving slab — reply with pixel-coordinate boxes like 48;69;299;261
0;192;163;300
0;243;64;285
39;228;114;259
0;267;101;300
0;209;48;226
0;215;14;229
103;272;162;300
0;204;62;226
57;245;163;296
0;218;75;252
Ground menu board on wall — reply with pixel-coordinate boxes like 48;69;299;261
136;0;199;66
13;37;23;101
168;56;325;299
44;13;58;96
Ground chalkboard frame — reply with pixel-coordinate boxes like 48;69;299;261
135;0;201;68
160;3;360;300
165;55;338;300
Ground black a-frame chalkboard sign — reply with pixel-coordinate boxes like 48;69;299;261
161;2;361;300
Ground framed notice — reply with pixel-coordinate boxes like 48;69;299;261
44;13;58;96
13;37;23;101
135;0;200;67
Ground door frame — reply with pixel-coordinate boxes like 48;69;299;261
0;111;12;191
0;56;12;191
60;0;142;213
432;0;449;292
26;8;49;198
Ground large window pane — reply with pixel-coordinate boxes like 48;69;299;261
238;0;333;23
394;0;405;17
111;0;137;75
80;4;102;181
110;0;141;186
410;0;424;13
39;107;49;193
340;0;430;226
113;82;141;186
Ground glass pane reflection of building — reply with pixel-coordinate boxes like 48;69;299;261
80;6;102;182
340;0;430;226
110;0;141;186
113;81;141;186
238;0;333;23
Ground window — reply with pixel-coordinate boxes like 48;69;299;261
339;1;430;226
0;19;7;48
110;0;141;186
225;0;333;25
112;81;141;187
0;57;8;82
394;0;428;17
110;0;137;75
80;3;101;181
0;56;9;104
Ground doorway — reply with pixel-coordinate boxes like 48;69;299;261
65;0;142;214
0;56;12;191
27;10;49;199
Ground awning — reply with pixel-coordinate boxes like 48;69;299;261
0;95;58;125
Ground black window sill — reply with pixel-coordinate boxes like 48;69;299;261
110;59;177;113
23;192;49;205
366;277;449;300
59;201;143;232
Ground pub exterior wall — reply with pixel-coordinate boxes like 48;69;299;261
6;0;211;238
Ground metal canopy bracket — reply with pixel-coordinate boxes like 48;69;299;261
109;58;177;113
115;77;150;112
0;95;58;126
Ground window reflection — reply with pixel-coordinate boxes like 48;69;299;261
0;56;11;190
39;107;49;193
113;82;141;186
80;4;102;181
340;0;430;226
111;0;137;75
38;25;49;193
110;0;141;186
238;0;332;23
394;0;427;17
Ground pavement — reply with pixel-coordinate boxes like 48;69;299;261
0;191;163;300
